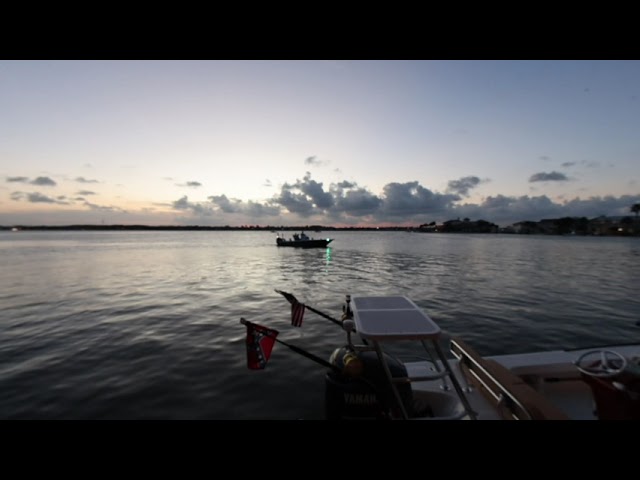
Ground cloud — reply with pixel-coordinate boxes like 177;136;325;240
446;176;483;197
7;169;640;229
539;156;551;161
208;194;241;213
75;176;99;183
581;160;600;168
82;201;127;213
529;171;569;182
11;191;68;204
561;162;576;168
273;173;334;216
172;195;215;216
6;176;56;186
263;179;272;187
304;155;329;167
380;182;460;217
171;194;281;220
274;188;315;216
272;175;457;222
176;181;202;188
330;182;382;217
297;173;334;208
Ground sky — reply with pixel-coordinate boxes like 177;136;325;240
1;60;639;227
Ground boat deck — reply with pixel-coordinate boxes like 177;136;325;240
404;342;640;420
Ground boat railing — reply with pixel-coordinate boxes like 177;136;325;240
450;337;569;420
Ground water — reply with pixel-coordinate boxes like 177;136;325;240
1;230;639;419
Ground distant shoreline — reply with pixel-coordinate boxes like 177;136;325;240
1;224;638;236
1;225;400;232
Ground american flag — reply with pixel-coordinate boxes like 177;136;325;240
275;289;306;327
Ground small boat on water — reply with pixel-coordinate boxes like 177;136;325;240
276;232;333;248
245;293;640;420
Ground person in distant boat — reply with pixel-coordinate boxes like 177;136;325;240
293;233;299;241
300;231;308;240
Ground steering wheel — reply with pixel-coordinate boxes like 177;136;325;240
575;350;628;378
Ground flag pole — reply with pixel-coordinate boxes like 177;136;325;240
275;289;343;327
304;304;343;327
241;318;340;372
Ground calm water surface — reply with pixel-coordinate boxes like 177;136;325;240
1;230;639;419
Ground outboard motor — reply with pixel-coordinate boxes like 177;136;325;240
325;346;414;420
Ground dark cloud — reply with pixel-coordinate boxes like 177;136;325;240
11;191;68;204
27;192;57;203
26;192;60;205
171;194;280;219
561;162;576;168
331;184;382;217
83;201;127;213
539;156;551;161
581;160;600;168
208;194;241;213
7;170;639;229
175;178;202;188
273;173;334;216
11;190;75;205
380;182;459;217
273;175;459;222
454;194;562;224
529;171;569;182
244;200;280;217
305;155;330;167
172;196;214;216
274;188;315;216
298;173;334;208
75;176;99;183
7;176;57;186
176;181;202;188
30;177;56;186
447;176;482;197
452;194;640;226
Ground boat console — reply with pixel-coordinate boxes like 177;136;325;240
575;350;640;420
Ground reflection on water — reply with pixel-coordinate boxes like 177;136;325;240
0;230;639;419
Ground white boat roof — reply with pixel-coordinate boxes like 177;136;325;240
351;295;441;340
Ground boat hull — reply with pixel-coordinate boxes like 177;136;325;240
276;238;332;248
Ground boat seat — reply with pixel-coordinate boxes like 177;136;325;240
451;337;569;420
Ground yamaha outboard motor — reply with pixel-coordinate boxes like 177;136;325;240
325;346;414;420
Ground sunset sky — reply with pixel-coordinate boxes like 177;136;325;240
1;60;639;227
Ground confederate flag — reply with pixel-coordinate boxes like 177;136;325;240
241;318;279;370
